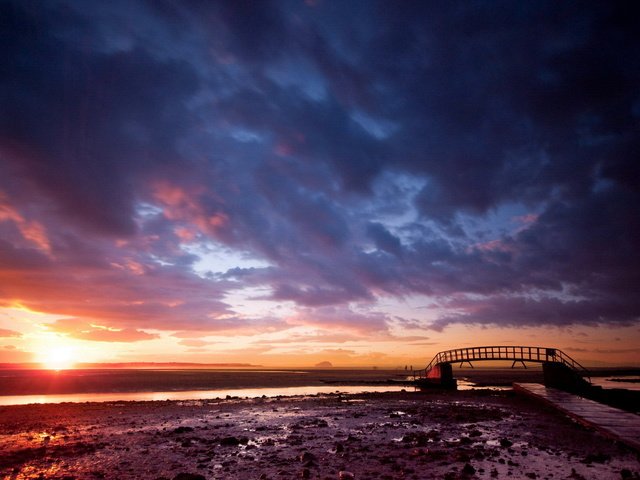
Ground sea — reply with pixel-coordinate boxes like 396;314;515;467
0;368;409;406
0;367;637;406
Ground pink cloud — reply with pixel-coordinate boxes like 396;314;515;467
471;239;514;253
253;332;362;345
152;181;228;238
512;213;540;233
274;143;294;156
178;339;210;347
0;193;51;253
0;234;234;332
174;226;198;242
513;213;539;224
287;306;390;335
0;328;22;338
169;315;289;336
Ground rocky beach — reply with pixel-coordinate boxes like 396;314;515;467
1;390;638;480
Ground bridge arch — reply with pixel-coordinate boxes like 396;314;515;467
413;346;591;390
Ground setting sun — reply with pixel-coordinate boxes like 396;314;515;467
38;346;77;370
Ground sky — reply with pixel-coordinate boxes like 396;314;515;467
1;0;639;368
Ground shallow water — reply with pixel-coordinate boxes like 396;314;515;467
0;384;408;405
1;367;636;405
0;368;403;396
590;376;640;391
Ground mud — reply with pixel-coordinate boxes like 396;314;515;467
1;390;638;479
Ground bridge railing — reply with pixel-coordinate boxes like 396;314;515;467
413;346;590;381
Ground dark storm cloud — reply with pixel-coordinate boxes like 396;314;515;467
363;2;640;216
1;0;638;335
366;223;402;257
1;0;199;235
0;240;51;270
429;293;640;332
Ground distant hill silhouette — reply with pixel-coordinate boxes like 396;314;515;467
315;361;333;368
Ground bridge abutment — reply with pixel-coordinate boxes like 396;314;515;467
542;361;591;392
420;362;457;389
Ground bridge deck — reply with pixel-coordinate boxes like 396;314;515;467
514;383;640;452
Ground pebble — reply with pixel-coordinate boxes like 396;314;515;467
172;473;206;480
500;438;513;448
299;451;316;463
462;463;476;475
172;427;194;434
220;436;241;446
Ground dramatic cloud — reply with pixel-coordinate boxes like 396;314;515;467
46;318;159;342
1;0;638;353
287;306;390;335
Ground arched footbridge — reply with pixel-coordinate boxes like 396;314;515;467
412;346;591;390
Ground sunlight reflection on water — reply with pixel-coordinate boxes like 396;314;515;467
0;385;407;406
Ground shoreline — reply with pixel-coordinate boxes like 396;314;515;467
1;390;638;479
1;367;637;397
0;384;409;406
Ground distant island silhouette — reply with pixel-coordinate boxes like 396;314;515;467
314;361;333;368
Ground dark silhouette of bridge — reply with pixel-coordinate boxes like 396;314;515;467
413;346;591;390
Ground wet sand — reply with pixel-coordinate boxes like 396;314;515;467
1;390;638;480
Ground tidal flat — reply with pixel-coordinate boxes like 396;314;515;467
0;390;638;480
